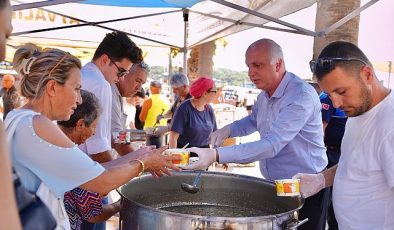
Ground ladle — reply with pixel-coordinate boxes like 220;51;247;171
181;171;202;194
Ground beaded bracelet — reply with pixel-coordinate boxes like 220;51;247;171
133;159;145;176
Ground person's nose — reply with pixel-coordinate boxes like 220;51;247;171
330;95;342;108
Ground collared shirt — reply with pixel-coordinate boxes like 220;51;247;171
79;62;112;155
218;72;327;180
111;84;127;132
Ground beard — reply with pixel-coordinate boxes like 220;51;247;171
347;80;372;117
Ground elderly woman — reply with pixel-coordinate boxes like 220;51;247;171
169;77;218;151
58;90;119;230
6;45;178;229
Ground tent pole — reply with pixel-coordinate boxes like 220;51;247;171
388;61;392;88
182;8;189;75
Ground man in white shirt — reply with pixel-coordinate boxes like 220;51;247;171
295;41;394;229
80;31;143;163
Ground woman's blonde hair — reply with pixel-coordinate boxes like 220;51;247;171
13;44;81;99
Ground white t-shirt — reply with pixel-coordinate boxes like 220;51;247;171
80;62;112;155
333;91;394;230
124;99;136;129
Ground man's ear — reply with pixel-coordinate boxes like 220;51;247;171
275;58;283;72
361;65;374;84
98;54;110;66
76;119;85;131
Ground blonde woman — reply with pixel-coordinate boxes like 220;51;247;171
7;45;179;228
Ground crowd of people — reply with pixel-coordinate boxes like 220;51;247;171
1;0;393;229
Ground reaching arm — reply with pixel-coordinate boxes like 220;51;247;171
87;201;121;223
169;131;180;148
90;151;113;163
322;164;337;187
139;99;152;122
112;143;134;156
0;121;21;230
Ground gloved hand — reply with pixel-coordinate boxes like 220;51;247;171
292;173;325;198
156;114;164;124
180;147;216;170
209;125;231;148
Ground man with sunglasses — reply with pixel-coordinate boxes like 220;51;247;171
184;39;329;230
80;31;142;230
295;41;394;229
80;31;143;163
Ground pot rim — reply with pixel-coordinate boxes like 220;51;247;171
118;171;304;221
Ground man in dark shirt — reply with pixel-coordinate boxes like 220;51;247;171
157;73;191;124
154;73;191;136
1;75;20;119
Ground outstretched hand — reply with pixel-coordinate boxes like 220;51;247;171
180;147;216;170
140;146;181;178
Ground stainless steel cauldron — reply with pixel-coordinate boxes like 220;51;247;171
118;171;306;230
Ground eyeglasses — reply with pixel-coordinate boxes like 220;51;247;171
109;57;129;78
208;90;217;93
309;57;368;74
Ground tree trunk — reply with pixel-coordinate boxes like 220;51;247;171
313;0;361;60
187;40;215;83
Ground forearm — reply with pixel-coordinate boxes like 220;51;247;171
88;201;121;223
168;131;179;148
80;159;144;195
163;110;172;119
90;150;113;163
0;123;22;230
113;143;134;156
229;116;256;137
322;164;337;187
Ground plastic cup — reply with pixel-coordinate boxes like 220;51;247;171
163;149;190;166
274;179;300;196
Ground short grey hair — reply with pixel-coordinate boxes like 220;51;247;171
170;73;189;88
130;61;150;74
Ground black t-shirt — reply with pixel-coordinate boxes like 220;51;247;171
134;104;144;130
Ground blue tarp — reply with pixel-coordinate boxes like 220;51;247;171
82;0;200;8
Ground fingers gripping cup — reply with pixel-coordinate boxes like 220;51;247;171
274;179;300;196
163;149;190;167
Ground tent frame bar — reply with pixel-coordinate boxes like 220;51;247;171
209;0;318;37
11;0;81;11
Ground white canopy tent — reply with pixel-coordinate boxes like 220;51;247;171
6;0;379;73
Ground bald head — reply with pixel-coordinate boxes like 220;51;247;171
2;74;14;89
247;39;284;64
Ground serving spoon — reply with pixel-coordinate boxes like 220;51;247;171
181;171;203;194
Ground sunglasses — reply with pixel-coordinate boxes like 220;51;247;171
109;57;129;78
309;57;368;74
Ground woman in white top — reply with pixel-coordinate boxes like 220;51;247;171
6;45;179;228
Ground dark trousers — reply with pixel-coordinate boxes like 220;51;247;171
326;148;341;230
298;187;331;230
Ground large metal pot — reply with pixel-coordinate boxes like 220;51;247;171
118;171;306;230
